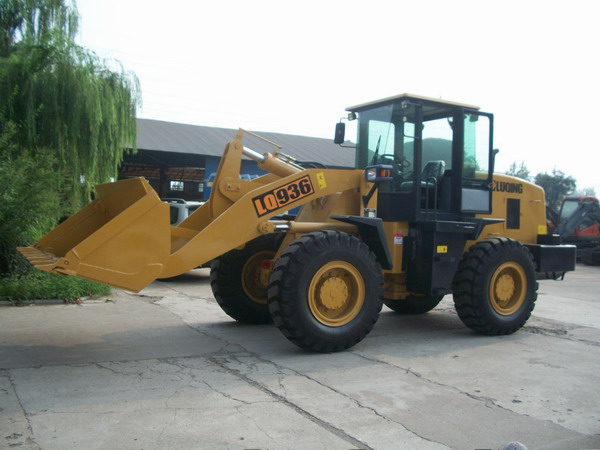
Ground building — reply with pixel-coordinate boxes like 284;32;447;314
118;119;354;201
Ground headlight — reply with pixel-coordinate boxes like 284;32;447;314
366;168;377;182
364;165;393;183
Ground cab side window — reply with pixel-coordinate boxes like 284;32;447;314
463;113;490;179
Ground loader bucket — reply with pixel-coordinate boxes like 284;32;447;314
18;177;171;292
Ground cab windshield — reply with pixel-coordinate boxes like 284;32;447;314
354;102;458;174
355;103;411;170
351;97;493;215
354;102;457;193
354;102;490;179
560;199;579;222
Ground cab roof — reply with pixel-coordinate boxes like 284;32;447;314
346;93;480;112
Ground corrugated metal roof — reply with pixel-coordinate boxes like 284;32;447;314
136;119;355;168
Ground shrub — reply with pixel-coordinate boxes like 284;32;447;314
0;123;62;273
0;271;111;303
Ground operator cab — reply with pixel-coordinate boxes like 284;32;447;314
345;94;495;222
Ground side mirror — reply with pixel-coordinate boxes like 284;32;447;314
334;122;345;144
490;148;500;174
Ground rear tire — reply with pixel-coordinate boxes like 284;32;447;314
268;231;383;353
452;238;537;335
384;295;443;314
210;234;282;324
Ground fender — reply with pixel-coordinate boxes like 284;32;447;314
332;215;392;270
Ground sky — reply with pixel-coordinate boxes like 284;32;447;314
75;0;600;194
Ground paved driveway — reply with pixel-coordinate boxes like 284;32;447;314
1;265;599;449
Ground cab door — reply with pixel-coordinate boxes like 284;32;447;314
461;112;494;214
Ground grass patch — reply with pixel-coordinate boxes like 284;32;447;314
0;271;111;303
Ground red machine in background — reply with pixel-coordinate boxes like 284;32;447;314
548;196;600;265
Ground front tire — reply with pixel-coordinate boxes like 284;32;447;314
210;234;282;324
268;231;383;353
452;238;537;335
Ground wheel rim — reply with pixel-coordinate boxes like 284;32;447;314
308;261;365;327
489;262;527;315
241;250;274;305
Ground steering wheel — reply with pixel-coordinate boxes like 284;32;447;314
376;155;410;169
395;155;411;170
374;156;399;178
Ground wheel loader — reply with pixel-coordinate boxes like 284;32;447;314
18;94;576;352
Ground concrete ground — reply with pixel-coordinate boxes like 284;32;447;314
1;264;599;450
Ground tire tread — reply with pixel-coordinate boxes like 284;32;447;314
268;231;383;352
452;238;537;335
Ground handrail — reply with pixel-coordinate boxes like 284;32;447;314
424;177;439;221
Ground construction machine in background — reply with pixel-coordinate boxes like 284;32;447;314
18;94;576;352
549;196;600;265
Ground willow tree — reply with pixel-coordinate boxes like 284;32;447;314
0;0;140;273
0;0;140;210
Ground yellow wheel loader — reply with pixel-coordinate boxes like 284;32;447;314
18;94;576;352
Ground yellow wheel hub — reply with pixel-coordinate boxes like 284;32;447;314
319;277;349;310
489;262;527;315
308;261;364;327
241;250;273;305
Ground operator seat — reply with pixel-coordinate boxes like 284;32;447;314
399;160;446;191
421;160;446;186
